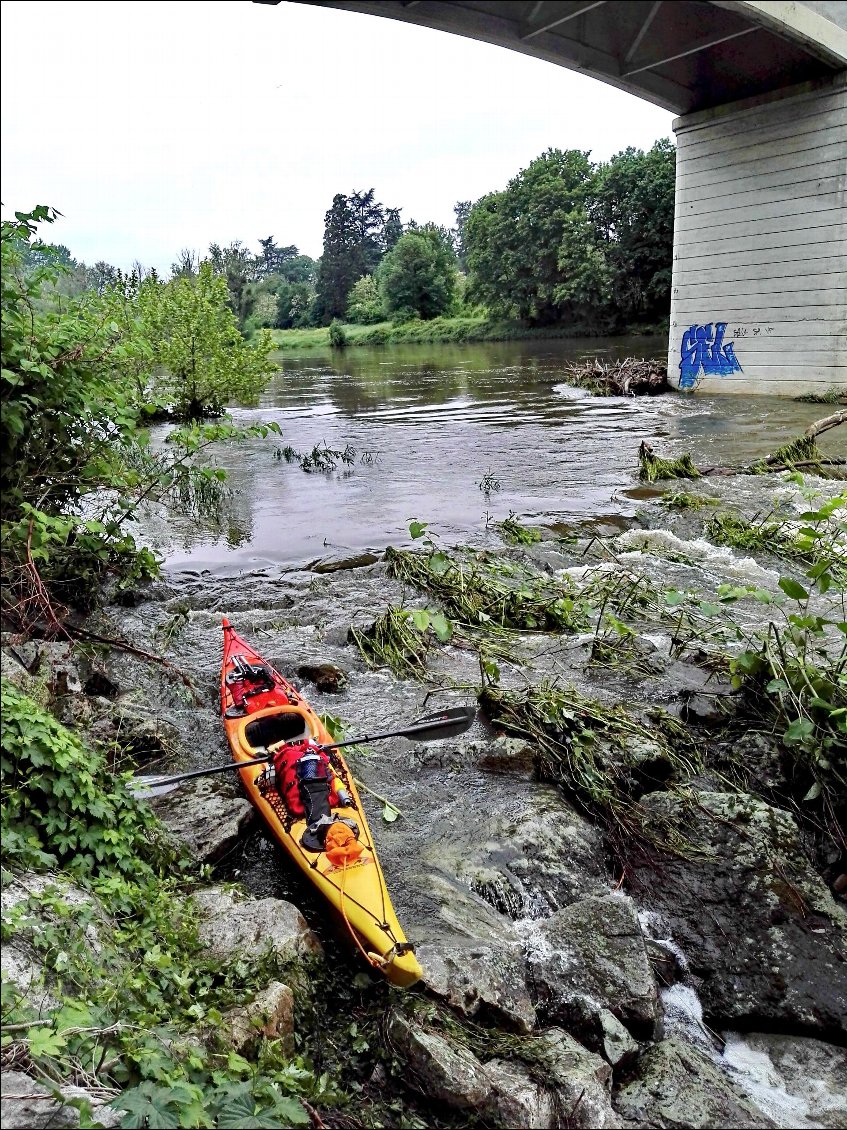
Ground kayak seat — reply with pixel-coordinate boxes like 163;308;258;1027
245;712;310;750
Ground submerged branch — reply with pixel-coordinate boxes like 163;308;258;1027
638;411;847;482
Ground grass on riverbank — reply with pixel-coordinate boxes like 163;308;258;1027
271;316;665;352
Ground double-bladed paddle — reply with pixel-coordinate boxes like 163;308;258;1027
128;704;476;798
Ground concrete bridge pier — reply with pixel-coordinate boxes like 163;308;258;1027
670;74;846;396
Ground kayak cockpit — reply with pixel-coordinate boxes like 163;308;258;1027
243;710;312;751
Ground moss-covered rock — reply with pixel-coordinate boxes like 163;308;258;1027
615;1037;776;1128
527;894;660;1038
634;791;847;1038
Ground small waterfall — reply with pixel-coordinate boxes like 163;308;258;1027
640;911;832;1130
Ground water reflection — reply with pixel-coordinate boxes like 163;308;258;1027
144;337;838;571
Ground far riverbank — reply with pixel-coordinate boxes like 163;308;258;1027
270;314;667;352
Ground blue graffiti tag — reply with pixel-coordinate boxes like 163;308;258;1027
679;322;743;388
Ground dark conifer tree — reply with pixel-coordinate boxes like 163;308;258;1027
383;208;404;253
315;190;401;323
314;194;360;323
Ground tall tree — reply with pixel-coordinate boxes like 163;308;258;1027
314;190;399;323
349;190;386;276
346;274;384;324
207;240;257;329
138;263;274;419
314;194;359;323
257;236;298;277
465;149;595;325
383;207;404;252
278;254;317;286
452;200;472;272
592;139;676;323
378;225;457;321
276;281;314;329
170;249;200;278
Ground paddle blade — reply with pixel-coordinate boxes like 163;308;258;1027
403;705;476;742
128;776;182;799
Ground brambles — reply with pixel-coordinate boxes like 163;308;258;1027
0;683;344;1127
348;608;434;679
794;387;847;405
561;357;668;396
706;499;847;584
660;489;718;511
477;469;502;496
387;545;593;635
0;209;286;633
274;442;359;472
719;503;846;849
748;434;820;474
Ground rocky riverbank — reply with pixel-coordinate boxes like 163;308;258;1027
2;470;845;1129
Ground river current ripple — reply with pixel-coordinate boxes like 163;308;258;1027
143;338;842;571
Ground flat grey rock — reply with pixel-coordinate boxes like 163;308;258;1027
193;885;322;961
151;778;256;863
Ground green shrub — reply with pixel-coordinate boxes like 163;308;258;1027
0;679;163;876
345;275;384;324
328;319;347;348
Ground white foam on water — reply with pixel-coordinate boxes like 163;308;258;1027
660;983;716;1052
647;917;833;1130
637;909;689;972
516;913;558;966
614;528;778;583
721;1033;823;1130
558;562;618;582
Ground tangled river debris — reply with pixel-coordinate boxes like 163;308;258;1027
639;410;847;482
562;357;668;397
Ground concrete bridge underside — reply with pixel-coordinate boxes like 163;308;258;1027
263;1;847;394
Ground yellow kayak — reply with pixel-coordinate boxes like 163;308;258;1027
220;618;422;988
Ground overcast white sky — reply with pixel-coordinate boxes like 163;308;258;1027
1;0;674;272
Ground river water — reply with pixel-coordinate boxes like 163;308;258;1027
151;335;840;572
124;336;845;1128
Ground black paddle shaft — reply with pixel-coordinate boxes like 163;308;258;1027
130;705;476;796
321;705;476;751
140;753;270;789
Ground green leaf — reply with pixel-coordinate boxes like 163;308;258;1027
410;609;430;632
802;781;822;802
227;1051;253;1074
429;611;453;642
408;520;428;540
27;1026;66;1059
698;601;722;618
778;577;809;601
808;697;835;712
215;1090;308;1128
663;589;685;606
382;803;400;823
733;651;762;675
110;1082;181;1129
783;718;815;744
428;552;449;576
